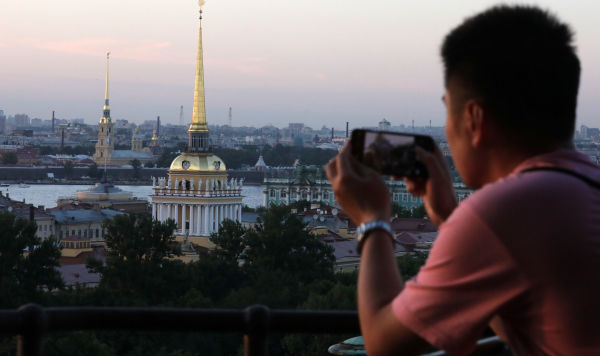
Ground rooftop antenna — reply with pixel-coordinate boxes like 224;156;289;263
228;107;232;127
52;111;55;134
179;105;184;126
346;122;349;138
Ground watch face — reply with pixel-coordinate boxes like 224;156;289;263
182;160;191;170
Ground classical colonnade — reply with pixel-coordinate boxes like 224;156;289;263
152;202;242;236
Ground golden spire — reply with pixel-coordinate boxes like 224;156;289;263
101;52;111;121
189;4;208;133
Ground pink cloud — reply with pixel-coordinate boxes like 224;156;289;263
13;37;184;64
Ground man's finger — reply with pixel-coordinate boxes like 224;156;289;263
337;143;358;178
325;158;338;181
416;146;445;178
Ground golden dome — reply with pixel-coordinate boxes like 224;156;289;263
169;152;227;173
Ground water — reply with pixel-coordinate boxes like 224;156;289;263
0;184;264;209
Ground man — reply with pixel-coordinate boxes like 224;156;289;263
327;5;600;356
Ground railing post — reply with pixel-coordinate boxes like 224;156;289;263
17;304;46;356
244;304;270;356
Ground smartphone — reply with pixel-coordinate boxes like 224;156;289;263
350;129;435;178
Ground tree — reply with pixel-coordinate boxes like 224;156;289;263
393;203;427;219
130;159;141;179
243;205;335;285
102;213;179;266
209;219;246;263
87;163;101;179
2;152;18;164
0;212;63;307
155;150;178;168
88;214;184;303
63;160;74;179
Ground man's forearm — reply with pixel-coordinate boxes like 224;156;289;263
358;231;404;344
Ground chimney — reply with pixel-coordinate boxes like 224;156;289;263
29;205;34;221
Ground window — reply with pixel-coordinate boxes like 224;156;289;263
269;190;275;198
392;193;399;202
291;192;297;199
84;230;87;238
402;194;408;202
323;191;330;200
96;229;99;238
301;191;307;200
281;191;287;198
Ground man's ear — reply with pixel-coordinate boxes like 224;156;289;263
463;100;485;148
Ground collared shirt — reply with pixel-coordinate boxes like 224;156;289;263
392;149;600;355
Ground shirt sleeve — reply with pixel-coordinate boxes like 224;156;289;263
392;202;529;355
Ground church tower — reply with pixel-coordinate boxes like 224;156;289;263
93;52;115;164
150;2;243;248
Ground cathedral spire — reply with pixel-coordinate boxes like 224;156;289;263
188;2;210;153
101;52;111;121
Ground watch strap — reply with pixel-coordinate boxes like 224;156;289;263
357;220;393;254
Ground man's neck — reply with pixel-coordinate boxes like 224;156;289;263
481;141;573;186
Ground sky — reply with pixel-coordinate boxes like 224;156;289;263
1;0;599;130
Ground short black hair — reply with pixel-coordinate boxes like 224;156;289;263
441;5;580;147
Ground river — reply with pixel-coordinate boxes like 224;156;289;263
0;184;264;209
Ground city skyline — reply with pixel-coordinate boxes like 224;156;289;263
2;0;599;129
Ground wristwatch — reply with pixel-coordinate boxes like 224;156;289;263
356;220;394;254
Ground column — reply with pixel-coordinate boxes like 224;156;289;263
152;204;156;220
196;205;201;236
158;204;162;221
189;205;194;235
174;204;179;232
167;204;172;221
203;205;208;235
219;205;223;226
182;204;187;235
208;205;213;233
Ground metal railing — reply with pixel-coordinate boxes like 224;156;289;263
0;304;360;356
0;304;506;356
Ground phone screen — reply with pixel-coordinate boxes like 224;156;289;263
351;129;432;178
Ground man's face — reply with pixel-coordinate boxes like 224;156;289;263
443;86;481;188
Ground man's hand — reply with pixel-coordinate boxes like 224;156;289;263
404;145;457;226
326;144;391;225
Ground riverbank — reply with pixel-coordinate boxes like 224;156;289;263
0;167;265;185
0;184;264;209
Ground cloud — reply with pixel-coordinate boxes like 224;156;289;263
14;37;185;64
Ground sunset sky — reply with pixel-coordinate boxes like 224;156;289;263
1;0;599;129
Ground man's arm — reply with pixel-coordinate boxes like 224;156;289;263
358;230;430;355
326;145;454;355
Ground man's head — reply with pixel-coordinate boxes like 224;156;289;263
441;5;580;186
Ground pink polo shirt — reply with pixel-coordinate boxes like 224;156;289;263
392;149;600;355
